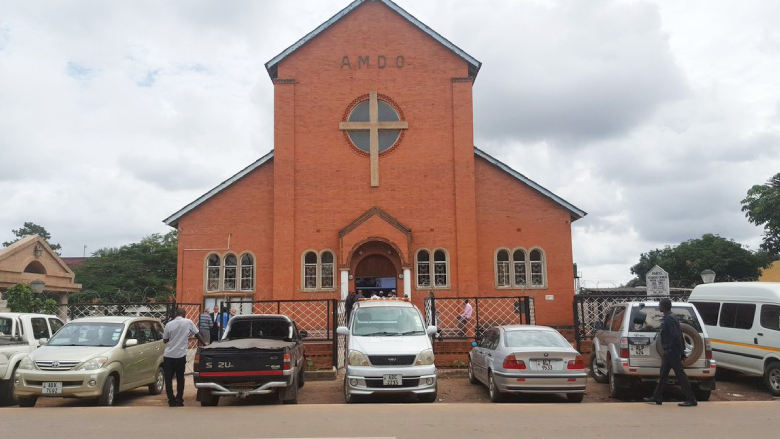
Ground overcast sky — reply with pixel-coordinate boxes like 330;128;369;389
1;0;778;286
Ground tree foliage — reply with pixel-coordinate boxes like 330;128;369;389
3;222;62;253
71;231;178;303
742;172;780;256
5;283;58;314
628;234;775;286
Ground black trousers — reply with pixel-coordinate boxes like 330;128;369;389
652;353;697;402
164;356;187;405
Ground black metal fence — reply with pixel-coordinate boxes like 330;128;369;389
423;296;535;342
572;290;691;352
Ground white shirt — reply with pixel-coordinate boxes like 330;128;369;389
163;316;199;358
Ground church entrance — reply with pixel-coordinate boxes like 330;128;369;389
351;241;402;297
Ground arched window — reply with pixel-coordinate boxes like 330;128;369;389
513;249;527;287
530;249;545;286
496;250;510;287
416;250;431;287
433;250;449;287
240;254;254;291
223;254;237;291
206;254;220;292
303;252;318;290
321;251;334;289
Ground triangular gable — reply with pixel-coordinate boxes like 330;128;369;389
474;147;587;221
264;0;481;80
339;206;412;238
0;235;75;277
163;150;273;227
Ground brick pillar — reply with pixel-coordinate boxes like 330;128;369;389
273;78;296;300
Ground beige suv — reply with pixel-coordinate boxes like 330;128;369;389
14;316;166;407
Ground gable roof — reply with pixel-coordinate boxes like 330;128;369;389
163;150;273;227
163;147;586;227
474;147;587;221
265;0;481;80
0;235;76;277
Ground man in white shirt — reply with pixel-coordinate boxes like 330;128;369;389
457;299;473;337
163;308;207;407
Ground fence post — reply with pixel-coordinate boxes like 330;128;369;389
474;297;479;341
429;295;437;352
572;296;581;352
331;299;338;368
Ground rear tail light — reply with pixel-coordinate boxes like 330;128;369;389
567;355;585;370
619;337;629;358
283;353;291;370
704;338;713;360
502;354;526;370
193;353;200;372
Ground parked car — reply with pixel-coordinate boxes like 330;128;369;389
13;316;166;407
689;282;780;395
193;314;306;406
0;313;64;406
336;298;438;403
589;301;716;400
468;325;586;402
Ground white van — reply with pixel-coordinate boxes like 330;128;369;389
688;282;780;395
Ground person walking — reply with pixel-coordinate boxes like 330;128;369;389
163;308;207;407
644;298;698;407
457;299;473;337
198;309;213;346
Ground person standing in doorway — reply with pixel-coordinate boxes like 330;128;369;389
644;298;698;407
216;307;230;340
345;291;356;324
209;306;219;342
163;308;207;407
457;299;473;337
198;309;213;346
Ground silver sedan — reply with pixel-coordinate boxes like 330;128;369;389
468;325;587;402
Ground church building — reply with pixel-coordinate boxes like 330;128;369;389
164;0;586;327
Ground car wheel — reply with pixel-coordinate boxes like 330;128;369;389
17;396;37;408
567;393;584;403
488;371;504;403
765;362;780;396
343;378;355;404
0;375;17;406
608;362;625;399
281;376;299;405
148;366;164;395
97;375;116;406
590;353;608;384
468;359;479;385
693;385;711;401
298;365;305;389
200;389;219;406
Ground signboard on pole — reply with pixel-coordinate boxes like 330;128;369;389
646;265;670;297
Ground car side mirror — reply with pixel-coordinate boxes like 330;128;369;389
336;326;349;336
426;326;438;336
38;338;48;346
594;322;603;331
124;338;138;348
299;329;308;339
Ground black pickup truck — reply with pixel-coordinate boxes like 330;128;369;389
193;314;306;406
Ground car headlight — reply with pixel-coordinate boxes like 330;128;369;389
415;349;435;366
348;350;370;366
18;356;37;370
76;357;108;371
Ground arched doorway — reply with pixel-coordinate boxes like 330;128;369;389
350;241;402;297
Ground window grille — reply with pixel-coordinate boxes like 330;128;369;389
240;254;254;291
207;254;220;291
224;254;237;291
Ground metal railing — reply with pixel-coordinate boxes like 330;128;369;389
423;296;535;343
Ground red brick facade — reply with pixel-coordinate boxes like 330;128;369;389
167;1;584;327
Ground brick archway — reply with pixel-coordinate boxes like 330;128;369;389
349;240;403;296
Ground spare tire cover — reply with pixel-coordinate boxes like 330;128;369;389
654;323;704;367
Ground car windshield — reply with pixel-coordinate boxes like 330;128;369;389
504;330;571;348
629;305;702;333
48;323;124;347
352;307;425;336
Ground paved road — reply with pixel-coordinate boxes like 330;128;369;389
2;401;779;439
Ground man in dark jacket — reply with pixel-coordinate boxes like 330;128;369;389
644;298;698;406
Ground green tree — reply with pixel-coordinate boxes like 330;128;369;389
742;172;780;256
2;222;62;254
71;231;178;303
5;283;58;314
628;234;775;286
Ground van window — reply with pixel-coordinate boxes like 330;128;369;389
690;302;720;326
629;305;702;333
719;303;755;330
611;307;625;331
760;305;780;331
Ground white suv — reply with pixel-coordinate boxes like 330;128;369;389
337;298;438;403
590;301;716;400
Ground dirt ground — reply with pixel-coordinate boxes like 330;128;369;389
28;368;777;408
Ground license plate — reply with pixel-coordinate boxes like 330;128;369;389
382;374;402;386
534;359;560;371
630;344;649;356
42;382;62;394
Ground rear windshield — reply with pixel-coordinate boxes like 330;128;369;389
628;305;702;333
48;323;124;347
504;330;570;348
226;319;292;341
